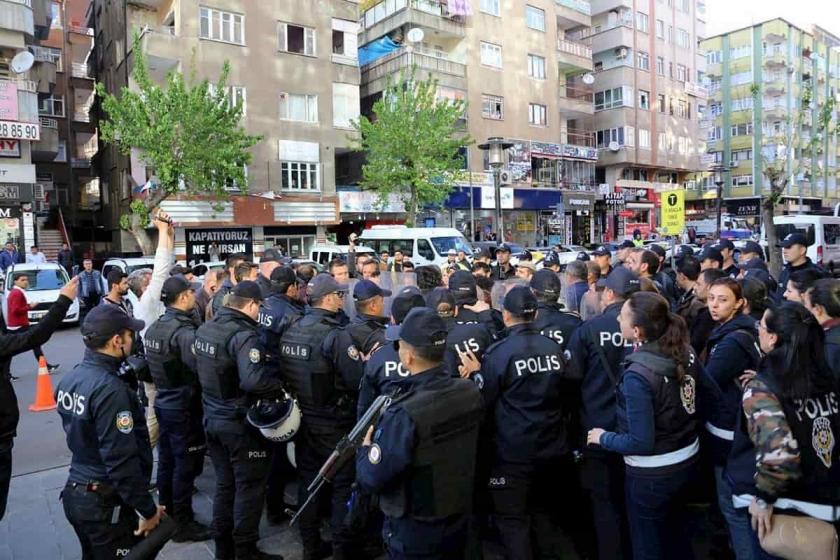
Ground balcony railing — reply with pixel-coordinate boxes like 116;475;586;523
557;39;592;59
560;85;594;102
73;112;91;123
0;78;38;93
71;158;91;168
6;0;32;7
362;49;466;81
362;0;465;30
69;25;94;36
555;0;592;16
71;62;92;79
39;117;58;129
31;46;61;65
566;128;595;147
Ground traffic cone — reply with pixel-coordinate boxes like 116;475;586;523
29;357;57;412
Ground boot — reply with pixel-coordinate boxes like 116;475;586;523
172;519;212;542
235;542;284;560
302;540;332;560
215;537;235;560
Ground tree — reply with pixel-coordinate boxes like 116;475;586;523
753;80;836;278
352;67;472;226
95;34;261;254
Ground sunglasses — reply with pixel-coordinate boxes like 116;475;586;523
333;291;346;298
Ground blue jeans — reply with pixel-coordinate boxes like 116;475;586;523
625;460;697;560
715;466;757;560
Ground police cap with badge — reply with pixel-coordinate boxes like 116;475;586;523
448;270;478;306
270;265;297;291
161;275;193;306
81;304;145;345
596;267;641;298
386;307;448;349
308;273;349;300
353;279;392;302
592;246;611;258
391;286;426;323
780;232;809;248
531;269;562;297
503;285;539;316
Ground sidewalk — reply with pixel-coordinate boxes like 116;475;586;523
0;459;305;560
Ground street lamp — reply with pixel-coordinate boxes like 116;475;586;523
709;164;728;241
478;137;514;243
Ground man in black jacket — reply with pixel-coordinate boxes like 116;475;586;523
0;276;78;520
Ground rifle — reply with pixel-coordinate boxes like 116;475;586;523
289;393;393;526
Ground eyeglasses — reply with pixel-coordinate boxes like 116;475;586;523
333;291;346;298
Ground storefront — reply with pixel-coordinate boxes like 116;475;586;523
0;202;22;247
725;197;761;228
335;189;406;242
613;182;657;239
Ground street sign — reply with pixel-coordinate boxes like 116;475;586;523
660;189;686;236
618;210;634;218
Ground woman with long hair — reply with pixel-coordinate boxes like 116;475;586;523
587;292;705;559
726;303;840;558
703;278;763;558
804;278;840;377
740;277;772;321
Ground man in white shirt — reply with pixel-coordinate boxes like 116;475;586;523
26;246;46;264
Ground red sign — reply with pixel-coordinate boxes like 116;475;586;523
618;210;634;218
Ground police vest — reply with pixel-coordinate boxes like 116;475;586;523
279;314;336;410
144;313;195;390
347;317;387;356
379;376;483;521
194;315;249;401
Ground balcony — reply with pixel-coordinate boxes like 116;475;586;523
590;22;634;55
590;0;632;12
71;62;93;80
31;117;58;161
0;0;35;37
1;77;37;93
139;25;181;81
565;128;595;147
763;51;787;69
556;0;591;30
73;111;91;123
360;0;465;45
31;59;56;93
557;39;593;72
361;48;466;97
558;84;594;118
763;19;788;43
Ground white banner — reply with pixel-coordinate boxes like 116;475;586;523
0;120;40;141
0;163;35;184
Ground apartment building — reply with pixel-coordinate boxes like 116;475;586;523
699;19;840;224
0;0;55;252
89;0;361;259
357;0;597;246
587;0;706;239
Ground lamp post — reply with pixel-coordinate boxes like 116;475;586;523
478;137;514;243
709;164;728;241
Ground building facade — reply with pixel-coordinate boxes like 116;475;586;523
0;0;55;252
700;18;840;224
89;0;361;260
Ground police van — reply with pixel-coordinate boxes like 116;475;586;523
309;244;375;267
357;226;473;267
773;214;840;270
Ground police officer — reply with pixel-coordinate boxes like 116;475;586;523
58;305;167;558
777;232;824;299
541;252;562;274
194;281;286;560
449;270;502;337
716;239;739;277
358;286;427;416
490;244;516;280
209;253;247;319
530;269;581;351
343;279;392;358
459;286;584;558
567;267;641;560
256;248;284;298
144;276;210;542
356;308;483;559
278;274;363;559
429;282;495;378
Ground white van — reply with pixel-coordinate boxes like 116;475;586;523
357;226;473;267
309;244;375;267
773;214;840;269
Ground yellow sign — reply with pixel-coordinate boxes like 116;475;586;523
660;189;685;236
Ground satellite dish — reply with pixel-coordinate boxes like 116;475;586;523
608;141;621;152
406;27;424;44
581;73;595;85
11;51;34;74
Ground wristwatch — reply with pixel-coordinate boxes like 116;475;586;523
755;498;770;510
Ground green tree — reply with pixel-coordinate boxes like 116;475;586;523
352;68;472;226
95;34;261;253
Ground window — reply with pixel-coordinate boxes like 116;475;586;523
278;22;316;56
595;86;633;110
279;93;318;123
638;90;650;109
200;7;244;45
417;239;435;261
280;162;320;191
676;64;687;82
680;0;690;11
480;0;500;15
636;11;649;33
658;132;668;151
731;70;753;85
669;61;674;78
481;94;504;119
331;19;358;62
639;128;651;148
676;99;688;118
676;28;690;48
332;83;360;128
730;45;751;59
707;126;722;141
677;136;686;154
528;54;546;79
656;56;665;75
230;86;246;114
38;95;64;117
732;97;754;112
731;122;754;136
732;175;753;186
658;94;666;113
731;149;753;164
709;102;723;115
824;224;840;245
637;51;650;71
528;103;547;126
50;2;62;28
480;41;503;68
596;127;625;148
668;25;674;43
55;140;67;162
706;50;722;64
656;19;664;39
525;5;546;31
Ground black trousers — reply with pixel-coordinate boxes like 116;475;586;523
155;405;206;523
296;422;355;553
580;452;631;560
205;427;271;547
62;484;166;560
0;440;11;521
10;325;44;362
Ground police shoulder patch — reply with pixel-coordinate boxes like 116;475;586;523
249;348;261;364
347;345;360;361
368;443;382;465
116;411;133;434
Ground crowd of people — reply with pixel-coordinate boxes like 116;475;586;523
1;221;840;560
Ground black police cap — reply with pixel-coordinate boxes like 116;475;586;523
161;276;193;304
232;280;263;302
503;285;538;315
448;270;477;305
353;279;392;301
81;304;145;340
531;269;562;295
270;266;296;286
385;307;448;347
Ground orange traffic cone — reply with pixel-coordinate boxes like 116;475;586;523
29;357;57;412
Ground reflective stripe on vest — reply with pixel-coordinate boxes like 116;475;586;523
624;438;700;468
733;493;840;522
705;421;735;441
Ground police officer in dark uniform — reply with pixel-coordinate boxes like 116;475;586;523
194;281;286;560
431;279;495;377
356;308;483;559
530;269;582;351
209;253;247;319
541;252;562;274
357;286;427;416
777;232;824;298
343;279;391;358
567;267;641;560
461;286;585;558
58;305;167;558
256;248;284;298
490;244;516;281
144;276;210;542
449;270;502;338
278;274;364;559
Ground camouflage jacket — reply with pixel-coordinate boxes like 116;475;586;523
742;377;802;498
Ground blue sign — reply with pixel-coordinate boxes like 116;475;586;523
424;217;436;228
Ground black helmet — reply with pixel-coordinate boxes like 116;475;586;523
246;394;301;442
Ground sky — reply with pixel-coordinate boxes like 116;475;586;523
704;0;840;38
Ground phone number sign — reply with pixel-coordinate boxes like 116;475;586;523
0;120;40;141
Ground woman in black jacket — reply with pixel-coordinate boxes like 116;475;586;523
804;278;840;381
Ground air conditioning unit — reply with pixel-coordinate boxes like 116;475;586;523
730;160;738;168
615;47;628;59
34;184;45;201
499;170;511;185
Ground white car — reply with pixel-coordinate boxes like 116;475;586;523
0;263;80;325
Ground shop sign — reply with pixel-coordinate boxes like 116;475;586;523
618;210;635;218
565;192;595;212
725;198;760;217
506;140;532;183
0;139;20;158
0;163;35;184
562;144;598;161
660;190;686;236
186;228;252;263
0;184;20;200
338;191;405;213
480;187;514;209
0;206;21;219
0;82;18;122
0;120;40;141
605;193;625;206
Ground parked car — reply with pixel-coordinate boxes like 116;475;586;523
309;245;375;267
358;226;472;267
99;257;158;293
0;262;79;325
772;214;840;270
